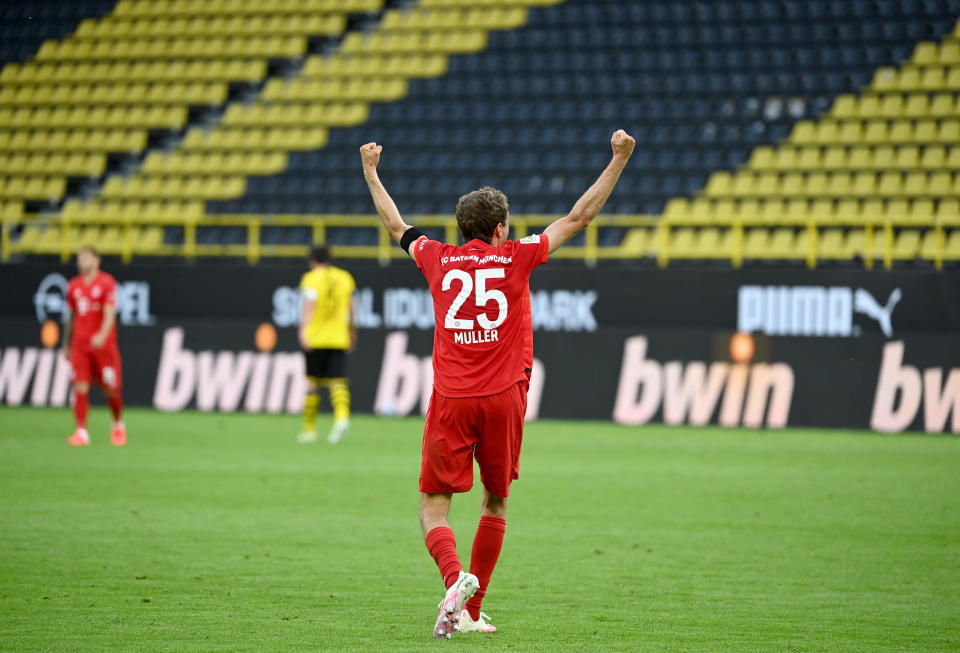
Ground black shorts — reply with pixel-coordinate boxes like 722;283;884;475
305;348;347;380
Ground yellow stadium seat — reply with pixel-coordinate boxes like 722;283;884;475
742;228;771;257
920;145;946;169
877;171;904;196
848;145;872;169
939;199;960;225
835;198;861;223
747;146;774;169
852;171;878;196
940;41;960;65
790;121;816;144
758;198;786;224
930;93;956;117
862;120;890;144
705;172;732;196
836;120;867;145
887;120;914;144
815;120;841;144
871;67;899;92
903;93;929;118
947;66;960;89
797;146;823;169
857;94;882;118
805;171;829;196
936;119;959;143
688;197;712;222
894;145;920;169
928;171;953;196
897;66;922;92
832;94;858;118
730;172;757;197
885;198;910;222
822;146;848;170
902;171;928;196
908;199;936;225
818;228;848;258
825;172;851;197
921;66;946;91
780;173;804;197
772;146;799;170
893;229;922;259
912;42;939;65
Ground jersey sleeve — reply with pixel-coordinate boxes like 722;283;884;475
513;233;550;274
412;237;440;275
299;272;318;300
65;281;76;312
103;275;117;307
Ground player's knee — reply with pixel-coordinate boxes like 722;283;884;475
481;491;507;518
74;382;90;394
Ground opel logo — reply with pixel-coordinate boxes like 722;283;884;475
33;273;69;323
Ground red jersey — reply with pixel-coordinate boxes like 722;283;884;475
66;271;118;348
414;234;549;398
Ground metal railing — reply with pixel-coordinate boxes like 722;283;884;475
1;213;955;269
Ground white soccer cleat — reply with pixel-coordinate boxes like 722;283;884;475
457;610;497;634
327;419;349;445
296;430;317;444
432;571;479;639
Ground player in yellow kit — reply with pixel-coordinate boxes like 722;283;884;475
298;245;357;445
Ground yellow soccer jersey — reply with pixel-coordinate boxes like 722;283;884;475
299;266;356;350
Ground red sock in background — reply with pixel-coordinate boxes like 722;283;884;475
425;526;462;589
107;392;123;422
74;391;89;429
466;515;506;620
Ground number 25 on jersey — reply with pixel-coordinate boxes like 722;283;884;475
442;268;507;330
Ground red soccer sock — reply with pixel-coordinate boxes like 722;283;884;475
74;391;89;429
107;392;124;422
466;515;506;620
425;526;462;589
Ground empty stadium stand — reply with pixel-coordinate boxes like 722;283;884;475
0;0;958;267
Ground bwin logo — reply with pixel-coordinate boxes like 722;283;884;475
738;285;902;338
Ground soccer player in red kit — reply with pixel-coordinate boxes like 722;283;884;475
361;130;635;638
61;246;126;446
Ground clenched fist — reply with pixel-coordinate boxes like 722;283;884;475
611;129;635;159
360;142;382;170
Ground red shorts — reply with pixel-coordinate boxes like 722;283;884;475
70;344;123;391
420;381;528;498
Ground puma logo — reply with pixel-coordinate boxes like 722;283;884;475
853;288;901;338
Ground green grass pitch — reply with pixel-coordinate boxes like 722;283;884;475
1;406;958;652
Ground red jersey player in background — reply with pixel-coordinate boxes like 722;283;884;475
361;129;635;638
61;246;126;447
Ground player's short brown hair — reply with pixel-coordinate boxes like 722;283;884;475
455;186;508;244
309;244;330;264
78;245;99;258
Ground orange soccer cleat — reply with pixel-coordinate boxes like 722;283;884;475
67;429;91;446
111;422;127;446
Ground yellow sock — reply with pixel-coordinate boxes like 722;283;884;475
328;379;351;422
303;391;320;432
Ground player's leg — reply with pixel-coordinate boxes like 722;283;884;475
95;346;125;446
67;350;92;445
323;350;350;444
420;492;460;585
299;375;320;443
423;491;480;639
299;349;322;443
462;382;527;632
421;392;481;638
460;490;506;633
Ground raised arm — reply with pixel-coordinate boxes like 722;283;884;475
543;129;635;254
360;142;419;257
